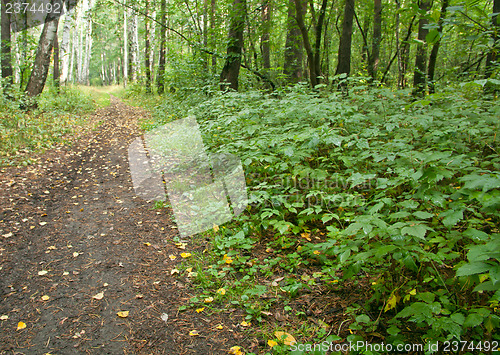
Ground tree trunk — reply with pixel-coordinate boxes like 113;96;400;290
157;0;166;94
261;0;271;71
128;9;139;81
25;10;60;98
313;0;328;82
210;0;216;71
219;0;246;91
369;0;382;80
412;0;430;96
60;0;75;85
1;0;13;90
294;0;317;87
283;0;303;82
123;3;128;86
144;0;152;93
427;0;449;94
336;0;356;90
485;0;500;78
53;34;60;91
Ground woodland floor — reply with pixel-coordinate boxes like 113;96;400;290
0;97;253;354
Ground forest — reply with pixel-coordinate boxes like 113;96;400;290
1;0;500;353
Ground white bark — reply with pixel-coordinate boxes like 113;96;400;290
128;9;139;81
123;5;128;85
60;3;75;84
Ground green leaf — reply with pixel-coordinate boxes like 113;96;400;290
413;211;434;219
456;261;492;277
401;223;428;240
425;29;441;44
464;313;485;328
441;209;463;228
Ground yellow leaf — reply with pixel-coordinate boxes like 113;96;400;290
47;246;57;250
17;322;26;330
39;222;47;226
175;242;187;250
144;242;151;246
189;330;199;336
384;293;399;312
300;233;311;241
73;252;79;257
313;250;321;255
117;311;129;318
180;252;192;258
170;268;179;275
229;346;244;355
274;331;296;346
168;254;176;260
92;292;104;300
41;295;50;301
409;289;417;295
38;270;48;276
240;321;251;327
186;267;193;273
217;288;226;295
215;324;223;330
268;340;278;348
213;224;219;232
196;307;205;313
0;315;8;321
204;297;214;303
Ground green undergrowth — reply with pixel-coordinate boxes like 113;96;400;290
0;86;97;167
143;81;499;354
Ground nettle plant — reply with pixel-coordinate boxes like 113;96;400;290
155;83;499;346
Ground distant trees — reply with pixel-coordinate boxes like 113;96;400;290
1;0;13;90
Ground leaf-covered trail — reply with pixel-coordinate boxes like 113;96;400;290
0;97;249;354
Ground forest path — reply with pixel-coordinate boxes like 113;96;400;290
0;97;248;354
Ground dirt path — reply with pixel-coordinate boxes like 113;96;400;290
0;97;250;354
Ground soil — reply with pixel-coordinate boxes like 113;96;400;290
0;97;253;354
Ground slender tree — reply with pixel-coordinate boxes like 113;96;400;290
413;0;431;96
369;0;382;80
53;34;60;90
283;0;304;82
294;0;318;86
144;0;152;93
336;0;356;90
157;0;166;94
427;0;449;93
25;0;60;99
60;0;76;85
261;0;271;71
219;0;246;90
1;0;13;90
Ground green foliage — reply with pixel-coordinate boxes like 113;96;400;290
0;87;96;166
147;82;499;349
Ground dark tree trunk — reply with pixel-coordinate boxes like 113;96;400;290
336;0;356;90
210;0;216;71
261;0;271;70
294;0;317;86
283;0;304;82
53;34;60;91
157;0;166;94
25;7;60;99
369;0;382;80
314;0;328;82
1;0;13;90
144;0;152;93
485;0;500;78
412;0;430;96
219;0;246;91
427;0;449;94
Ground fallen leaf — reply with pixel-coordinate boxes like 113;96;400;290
103;283;109;287
47;246;57;250
196;307;205;313
300;233;311;241
117;311;129;318
161;313;169;323
39;222;47;226
168;254;176;260
268;340;278;348
274;331;296;346
217;288;226;295
41;295;50;301
189;330;199;336
229;346;244;355
384;293;399;312
17;321;26;330
204;297;214;303
136;294;143;299
213;224;219;232
215;324;223;330
0;315;8;321
240;320;251;327
62;271;69;276
2;232;13;238
175;242;186;249
180;252;192;258
170;268;179;275
313;250;321;255
38;270;48;276
186;267;193;273
144;242;151;246
73;252;79;257
92;292;104;300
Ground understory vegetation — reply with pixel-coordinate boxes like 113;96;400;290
130;78;500;354
0;86;98;167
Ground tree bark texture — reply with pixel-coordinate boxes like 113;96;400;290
1;0;13;88
53;33;60;90
283;0;303;82
412;0;430;96
294;0;317;86
485;0;500;78
219;0;246;91
157;0;166;94
336;0;356;84
261;0;271;70
369;0;382;80
144;0;152;93
427;0;449;93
